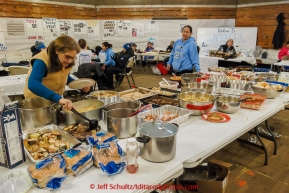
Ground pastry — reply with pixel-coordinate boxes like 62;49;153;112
207;112;224;121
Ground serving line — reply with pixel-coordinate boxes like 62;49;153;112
1;94;288;193
0;74;76;96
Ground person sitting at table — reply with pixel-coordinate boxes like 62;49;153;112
278;41;289;61
98;42;116;70
216;39;236;56
105;43;134;89
166;41;175;52
166;25;200;75
24;35;90;110
72;38;94;74
131;43;141;53
30;41;46;57
142;42;154;66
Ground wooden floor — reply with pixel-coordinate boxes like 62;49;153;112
117;67;289;193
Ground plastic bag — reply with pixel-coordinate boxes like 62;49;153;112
0;171;33;193
62;145;93;176
156;62;169;75
152;66;161;75
87;131;126;176
27;154;67;190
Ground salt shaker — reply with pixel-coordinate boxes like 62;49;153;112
126;138;138;174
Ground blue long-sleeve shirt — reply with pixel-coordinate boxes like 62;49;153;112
168;37;200;72
98;48;116;66
28;59;74;103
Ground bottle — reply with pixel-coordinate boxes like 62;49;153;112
126;138;138;174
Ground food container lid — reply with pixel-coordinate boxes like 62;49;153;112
139;121;178;138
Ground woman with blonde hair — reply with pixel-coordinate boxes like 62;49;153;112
24;35;90;110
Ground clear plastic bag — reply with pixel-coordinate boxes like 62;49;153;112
0;171;33;193
27;154;67;190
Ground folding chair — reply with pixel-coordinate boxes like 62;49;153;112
115;57;136;89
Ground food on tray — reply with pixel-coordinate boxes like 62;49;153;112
170;76;181;81
147;98;179;106
120;90;153;100
24;130;70;161
63;123;99;139
227;76;238;80
240;94;266;110
145;111;179;122
207;112;224;121
150;87;176;96
92;93;117;97
75;105;99;113
254;82;283;90
28;154;67;189
180;94;210;102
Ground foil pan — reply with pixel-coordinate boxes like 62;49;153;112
137;105;193;125
23;124;81;163
212;88;250;96
119;87;157;101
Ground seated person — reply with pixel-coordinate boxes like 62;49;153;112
105;43;134;89
98;42;116;70
30;41;46;57
216;39;236;56
278;41;289;61
166;41;175;52
72;39;94;74
131;43;142;53
142;42;155;66
91;46;102;57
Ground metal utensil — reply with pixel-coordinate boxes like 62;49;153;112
71;108;98;130
162;78;170;85
128;104;152;117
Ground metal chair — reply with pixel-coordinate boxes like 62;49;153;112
5;52;22;57
115;57;136;89
6;56;26;63
8;66;29;75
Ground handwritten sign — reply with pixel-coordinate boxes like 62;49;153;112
26;19;43;40
103;20;117;38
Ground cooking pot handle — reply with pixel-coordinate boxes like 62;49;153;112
171;123;179;128
136;136;150;143
186;103;213;110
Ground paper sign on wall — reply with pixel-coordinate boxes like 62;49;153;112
42;18;60;45
118;20;132;37
197;27;258;56
146;24;159;37
59;20;73;36
0;32;7;51
73;20;87;39
87;20;100;40
131;23;145;37
26;19;43;40
6;19;25;36
103;20;117;38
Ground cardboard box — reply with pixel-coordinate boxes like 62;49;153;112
0;101;26;169
176;159;232;193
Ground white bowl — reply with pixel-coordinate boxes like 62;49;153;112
159;81;179;90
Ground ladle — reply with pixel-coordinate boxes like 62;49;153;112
162;78;170;85
71;108;98;130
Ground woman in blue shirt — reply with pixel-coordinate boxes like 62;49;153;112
98;42;115;71
167;25;200;75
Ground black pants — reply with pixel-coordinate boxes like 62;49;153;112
105;67;126;88
174;70;193;76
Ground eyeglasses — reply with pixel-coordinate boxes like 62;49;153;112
60;53;77;61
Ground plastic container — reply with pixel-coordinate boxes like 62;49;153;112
159;81;179;90
126;138;139;174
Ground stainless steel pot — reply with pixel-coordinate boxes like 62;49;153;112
106;108;137;139
216;96;241;114
136;121;178;162
60;99;104;125
103;101;141;124
18;98;58;131
87;90;120;105
181;82;213;93
227;80;250;90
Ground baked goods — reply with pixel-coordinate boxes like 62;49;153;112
63;123;99;140
92;93;117;97
27;154;67;189
75;106;98;113
207;112;224;121
145;111;179;122
240;94;266;110
170;76;181;81
254;82;283;90
24;130;70;161
180;94;211;102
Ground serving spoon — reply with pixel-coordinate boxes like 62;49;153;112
71;108;98;130
162;78;170;85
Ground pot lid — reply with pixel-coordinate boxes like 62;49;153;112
139;122;178;138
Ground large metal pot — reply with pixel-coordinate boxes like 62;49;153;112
106;108;137;139
87;90;120;105
18;98;58;131
178;92;215;116
181;82;213;93
136;121;178;162
60;99;104;125
103;100;141;124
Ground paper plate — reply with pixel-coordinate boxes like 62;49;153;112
68;78;95;89
202;112;231;123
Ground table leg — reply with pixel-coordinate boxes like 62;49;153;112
255;127;268;165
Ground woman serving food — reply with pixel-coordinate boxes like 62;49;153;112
23;35;90;110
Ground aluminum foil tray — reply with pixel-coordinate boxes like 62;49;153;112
212;88;251;97
23;124;80;163
137;105;193;125
119;87;157;101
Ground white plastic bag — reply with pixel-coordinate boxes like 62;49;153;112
151;66;161;75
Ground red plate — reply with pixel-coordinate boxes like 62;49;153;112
202;112;231;123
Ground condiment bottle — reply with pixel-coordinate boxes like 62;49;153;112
126;138;138;174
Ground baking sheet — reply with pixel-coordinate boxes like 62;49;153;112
23;124;80;163
150;87;181;98
119;87;157;101
137;105;192;125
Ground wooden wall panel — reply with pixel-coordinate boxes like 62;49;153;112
236;4;289;49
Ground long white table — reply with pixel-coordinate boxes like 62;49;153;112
0;74;76;96
1;92;288;193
